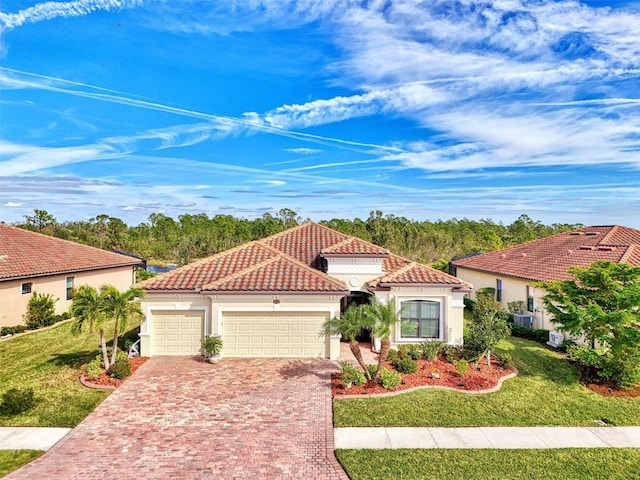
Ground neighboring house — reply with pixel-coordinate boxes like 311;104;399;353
138;222;469;359
0;223;142;328
451;225;640;332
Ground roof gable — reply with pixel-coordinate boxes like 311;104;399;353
0;224;141;281
451;225;640;281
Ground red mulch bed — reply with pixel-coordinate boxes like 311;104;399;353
332;356;516;397
81;357;148;389
586;383;640;398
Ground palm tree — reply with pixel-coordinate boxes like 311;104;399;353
322;304;372;380
99;285;145;367
364;297;404;382
70;285;110;369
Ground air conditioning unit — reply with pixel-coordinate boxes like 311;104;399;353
547;331;565;348
513;313;533;329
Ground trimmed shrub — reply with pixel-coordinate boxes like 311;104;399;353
476;287;496;300
509;323;550;344
340;362;366;388
392;356;418;374
442;344;464;363
496;353;513;368
378;368;402;390
454;359;469;377
397;344;421;360
0;325;28;336
463;297;476;310
107;358;131;380
86;358;103;380
23;292;57;329
386;348;399;363
366;364;378;380
420;340;444;361
0;388;37;416
507;301;527;314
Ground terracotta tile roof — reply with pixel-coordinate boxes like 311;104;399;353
370;260;469;288
142;222;465;293
0;223;141;281
451;225;640;282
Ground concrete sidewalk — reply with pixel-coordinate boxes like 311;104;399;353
335;426;640;449
0;427;71;451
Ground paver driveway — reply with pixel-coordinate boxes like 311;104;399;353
7;357;348;480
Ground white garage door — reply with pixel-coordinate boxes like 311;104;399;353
151;310;203;355
223;311;328;358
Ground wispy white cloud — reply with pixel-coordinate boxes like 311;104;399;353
0;0;142;32
3;201;21;207
284;147;322;155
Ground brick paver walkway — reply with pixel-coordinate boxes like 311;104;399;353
6;357;348;480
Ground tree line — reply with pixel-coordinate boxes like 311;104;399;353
15;208;580;267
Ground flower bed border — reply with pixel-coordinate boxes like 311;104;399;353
333;367;518;399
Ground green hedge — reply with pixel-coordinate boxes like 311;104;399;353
509;323;549;344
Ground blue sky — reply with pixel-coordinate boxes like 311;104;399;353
1;0;639;228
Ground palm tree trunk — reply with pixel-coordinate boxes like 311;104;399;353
349;341;372;381
111;329;120;367
100;330;110;371
374;337;391;382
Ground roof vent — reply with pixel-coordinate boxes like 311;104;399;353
570;232;584;236
598;246;616;251
579;245;596;250
585;232;599;236
501;253;506;258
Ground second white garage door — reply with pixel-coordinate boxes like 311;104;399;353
223;311;328;358
151;310;203;355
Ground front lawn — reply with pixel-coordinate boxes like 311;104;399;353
333;336;640;427
0;320;139;427
0;450;42;477
336;448;640;480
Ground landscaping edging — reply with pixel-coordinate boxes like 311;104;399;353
79;374;116;391
333;367;518;399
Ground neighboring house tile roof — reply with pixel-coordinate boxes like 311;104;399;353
451;225;640;282
141;222;466;293
0;223;142;281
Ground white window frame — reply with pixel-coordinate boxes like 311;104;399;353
396;297;444;342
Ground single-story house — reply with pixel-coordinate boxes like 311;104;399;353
451;225;640;333
138;222;470;359
0;223;142;328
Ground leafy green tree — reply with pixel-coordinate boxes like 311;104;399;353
322;305;372;380
465;295;510;367
23;292;58;329
23;209;56;233
539;261;640;387
364;297;404;382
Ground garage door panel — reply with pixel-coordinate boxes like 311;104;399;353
223;311;327;358
151;310;203;356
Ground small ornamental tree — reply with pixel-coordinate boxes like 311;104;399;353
364;297;406;383
538;261;640;387
465;295;510;367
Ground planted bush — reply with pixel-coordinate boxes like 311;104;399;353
0;325;28;336
23;292;58;329
454;359;469;377
392;356;418;374
496;353;513;368
386;348;399;363
509;324;550;344
442;345;463;363
397;344;421;360
107;358;131;380
86;357;103;380
0;388;37;416
340;362;366;388
378;368;402;390
420;341;444;361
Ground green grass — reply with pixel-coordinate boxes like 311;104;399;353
0;320;139;427
0;450;43;477
334;336;640;427
336;448;640;480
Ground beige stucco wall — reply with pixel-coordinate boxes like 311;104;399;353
454;267;552;330
373;287;466;347
140;293;343;359
0;266;136;328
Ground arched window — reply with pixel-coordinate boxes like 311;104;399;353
400;300;440;339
